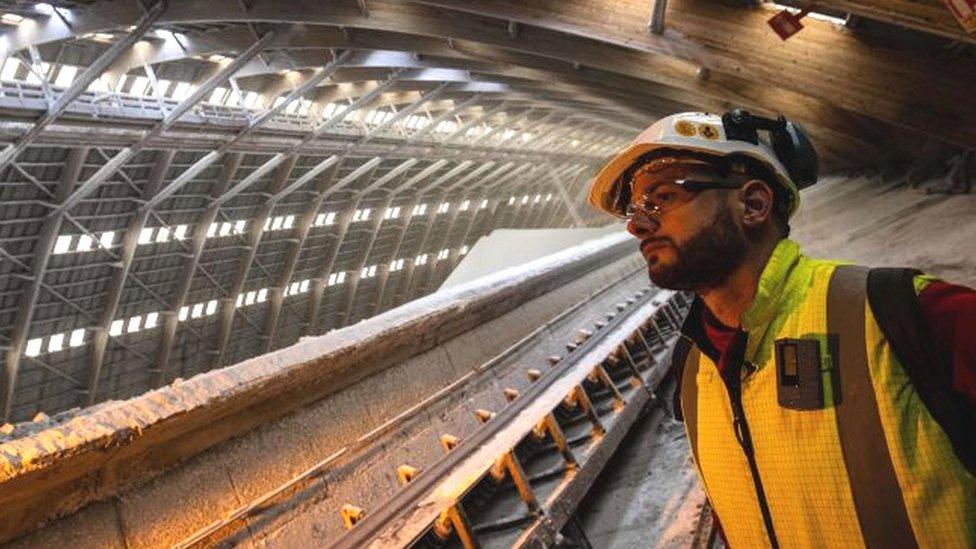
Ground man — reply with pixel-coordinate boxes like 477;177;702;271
586;111;976;548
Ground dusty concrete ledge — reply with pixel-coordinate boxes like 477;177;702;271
0;233;634;544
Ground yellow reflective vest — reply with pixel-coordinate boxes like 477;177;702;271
676;239;976;548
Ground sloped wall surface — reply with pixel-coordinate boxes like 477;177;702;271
792;175;976;287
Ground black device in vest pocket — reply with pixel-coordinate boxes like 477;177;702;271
775;338;824;410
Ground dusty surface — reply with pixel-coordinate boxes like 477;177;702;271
792;175;976;287
575;408;708;548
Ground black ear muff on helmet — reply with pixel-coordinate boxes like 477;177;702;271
721;109;819;189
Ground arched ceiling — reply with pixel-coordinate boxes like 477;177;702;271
0;0;972;423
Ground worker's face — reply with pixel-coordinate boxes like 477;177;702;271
625;163;749;292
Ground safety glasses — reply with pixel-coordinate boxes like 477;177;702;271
625;176;744;220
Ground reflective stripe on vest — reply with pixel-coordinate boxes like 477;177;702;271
679;258;976;548
827;266;916;548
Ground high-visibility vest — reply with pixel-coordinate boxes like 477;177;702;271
677;239;976;548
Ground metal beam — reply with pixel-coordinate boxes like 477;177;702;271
261;158;345;351
337;191;396;325
407;164;528;300
152;152;242;387
58;31;277;214
83;149;176;406
544;161;586;228
211;155;297;368
303;162;382;335
0;2;164;172
1;146;88;421
140;50;355;214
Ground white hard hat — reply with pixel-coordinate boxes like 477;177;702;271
587;111;811;219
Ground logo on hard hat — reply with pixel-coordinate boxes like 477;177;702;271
674;120;697;137
698;124;719;140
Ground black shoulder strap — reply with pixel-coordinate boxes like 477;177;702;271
670;335;693;421
866;267;976;476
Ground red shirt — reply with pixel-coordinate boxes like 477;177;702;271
702;280;976;404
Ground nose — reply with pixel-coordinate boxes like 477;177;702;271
625;212;658;239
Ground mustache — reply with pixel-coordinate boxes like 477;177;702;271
641;236;675;249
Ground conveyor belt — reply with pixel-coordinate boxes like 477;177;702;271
174;272;688;548
335;289;687;548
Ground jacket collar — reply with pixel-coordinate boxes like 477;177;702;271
680;238;806;364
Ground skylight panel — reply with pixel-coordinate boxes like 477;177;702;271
322;102;339;118
69;328;86;348
127;315;142;333
100;231;115;248
242;91;260;109
205;299;218;315
110;319;124;336
23;62;50;85
174;224;188;240
129;76;150;96
154;79;172;96
25;338;43;357
54;65;78;88
208;87;228;104
0;58;20;81
283;215;295;229
191;302;204;318
179;306;190;321
257;288;268;302
156;227;170;243
144;312;159;329
76;234;93;252
172;82;193;100
138;227;154;244
53;235;72;254
47;333;65;352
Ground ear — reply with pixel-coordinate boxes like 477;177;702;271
738;179;774;229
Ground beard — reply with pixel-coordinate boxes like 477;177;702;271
646;207;749;292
